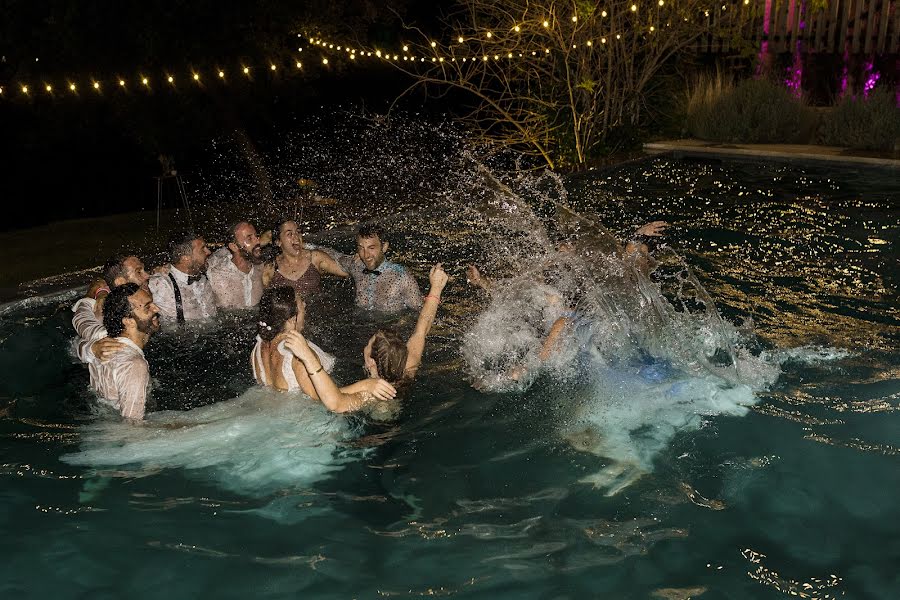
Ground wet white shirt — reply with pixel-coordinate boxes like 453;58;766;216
85;337;150;420
207;247;264;309
71;297;108;388
149;265;218;322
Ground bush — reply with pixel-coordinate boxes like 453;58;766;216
819;87;900;151
685;76;816;143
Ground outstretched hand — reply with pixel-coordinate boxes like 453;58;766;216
429;263;449;292
634;221;670;237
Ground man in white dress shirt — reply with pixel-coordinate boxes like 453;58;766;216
72;254;152;362
207;221;264;309
148;231;217;323
84;283;160;420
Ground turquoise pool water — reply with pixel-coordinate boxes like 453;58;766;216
0;156;897;599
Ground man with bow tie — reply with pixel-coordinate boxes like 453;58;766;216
337;223;422;313
148;231;218;323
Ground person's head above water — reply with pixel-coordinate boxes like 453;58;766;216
103;283;160;340
274;220;305;259
227;221;263;264
102;254;150;291
363;329;408;384
169;231;211;275
256;286;306;342
356;223;388;271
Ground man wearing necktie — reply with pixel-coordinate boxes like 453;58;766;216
148;231;218;323
335;223;423;313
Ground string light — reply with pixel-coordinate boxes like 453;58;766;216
296;61;302;68
587;40;593;46
458;36;464;43
70;83;77;91
543;20;549;27
119;79;126;86
21;85;29;94
602;10;608;17
218;70;225;78
93;81;100;90
514;25;520;32
193;73;200;81
431;40;437;47
659;0;665;5
631;4;638;11
142;77;149;86
322;58;328;64
45;84;52;92
167;75;174;83
270;64;277;71
403;45;409;51
572;15;578;22
486;32;492;38
243;66;250;74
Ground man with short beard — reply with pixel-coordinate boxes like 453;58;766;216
81;283;160;421
149;231;217;323
207;221;265;309
72;254;152;363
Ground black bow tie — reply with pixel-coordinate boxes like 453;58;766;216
363;268;381;276
187;273;207;285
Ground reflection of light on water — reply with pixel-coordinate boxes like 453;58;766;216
742;548;844;598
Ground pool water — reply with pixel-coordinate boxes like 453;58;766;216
1;155;897;599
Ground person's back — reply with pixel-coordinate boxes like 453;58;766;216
90;337;150;420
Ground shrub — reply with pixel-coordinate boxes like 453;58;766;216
819;87;900;151
685;76;816;143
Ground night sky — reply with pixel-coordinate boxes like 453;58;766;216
1;0;456;231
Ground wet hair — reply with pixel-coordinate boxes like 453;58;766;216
168;231;201;263
357;223;385;242
228;220;252;244
256;286;299;342
103;283;141;338
101;254;131;285
370;329;409;384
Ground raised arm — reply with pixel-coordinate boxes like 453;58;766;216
403;263;448;377
466;264;492;292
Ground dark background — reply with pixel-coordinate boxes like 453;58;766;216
1;0;458;231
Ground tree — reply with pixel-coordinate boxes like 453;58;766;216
385;0;721;168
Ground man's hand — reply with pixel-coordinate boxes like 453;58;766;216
91;337;126;362
465;264;491;290
634;221;670;237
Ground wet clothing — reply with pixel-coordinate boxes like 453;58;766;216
251;336;335;392
337;255;422;313
207;247;264;309
83;337;150;420
268;257;323;297
149;266;218;323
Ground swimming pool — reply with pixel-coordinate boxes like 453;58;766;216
1;155;897;598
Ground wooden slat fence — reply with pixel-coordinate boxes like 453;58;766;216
695;0;899;54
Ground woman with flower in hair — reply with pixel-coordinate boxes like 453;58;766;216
250;286;396;413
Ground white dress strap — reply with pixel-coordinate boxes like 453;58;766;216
276;341;302;391
251;336;269;386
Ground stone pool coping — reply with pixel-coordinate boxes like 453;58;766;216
644;139;900;169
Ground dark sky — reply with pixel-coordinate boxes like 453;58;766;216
0;0;456;230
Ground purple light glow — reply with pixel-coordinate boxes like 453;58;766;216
862;61;880;98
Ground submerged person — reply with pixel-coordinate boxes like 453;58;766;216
283;262;447;411
262;220;348;297
251;286;396;412
149;231;217;324
207;221;265;309
80;283;161;421
466;221;670;386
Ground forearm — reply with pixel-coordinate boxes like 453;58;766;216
538;318;571;361
412;286;443;339
302;357;363;413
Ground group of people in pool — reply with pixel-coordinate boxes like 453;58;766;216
71;220;448;421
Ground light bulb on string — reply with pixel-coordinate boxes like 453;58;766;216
486;32;492;38
21;85;28;94
514;25;520;32
45;84;52;92
119;79;126;87
322;58;329;64
193;73;200;81
572;15;578;22
403;45;409;52
70;83;77;91
167;75;174;83
243;67;250;75
270;64;277;71
296;61;302;68
142;77;149;86
543;20;549;27
219;70;225;78
601;10;608;17
431;41;437;47
458;36;464;43
93;81;100;90
631;4;637;11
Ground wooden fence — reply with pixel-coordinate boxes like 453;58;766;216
695;0;899;54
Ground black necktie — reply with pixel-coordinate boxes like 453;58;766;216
363;268;381;276
187;273;207;285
